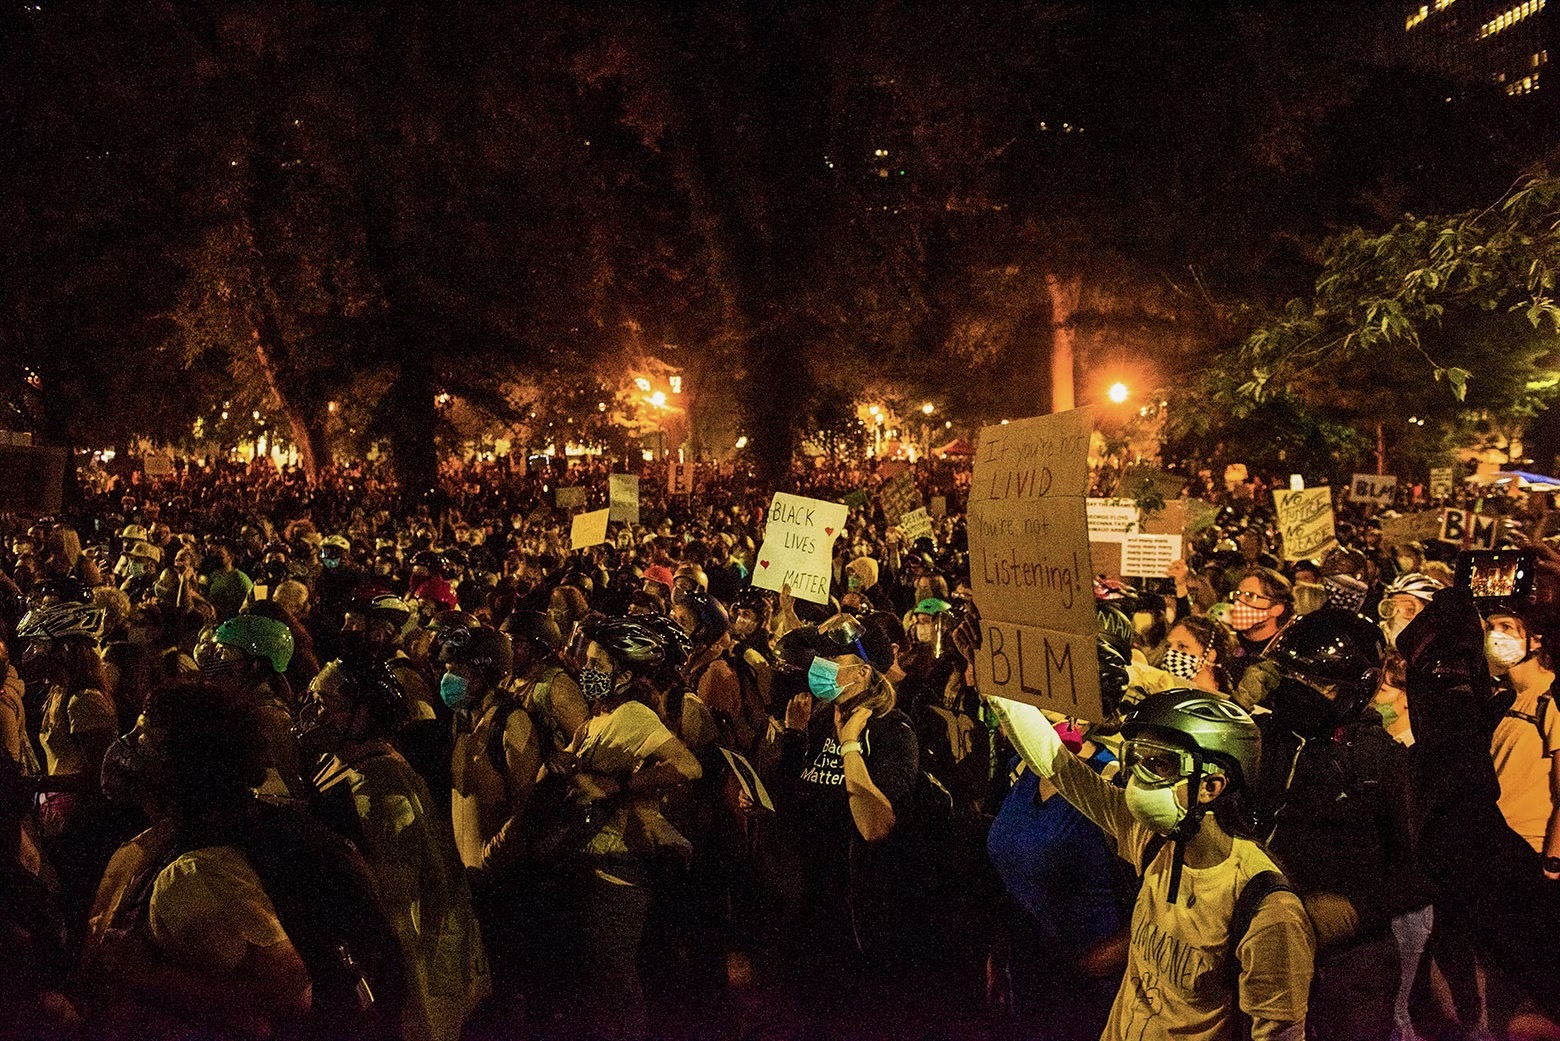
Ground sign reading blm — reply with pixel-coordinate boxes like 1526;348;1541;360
968;408;1102;721
1350;473;1398;505
751;492;849;605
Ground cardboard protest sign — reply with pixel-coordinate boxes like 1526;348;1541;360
879;473;921;520
1439;509;1498;550
667;463;695;496
0;445;66;515
1121;534;1183;579
1273;487;1337;561
751;493;849;604
569;508;611;550
1350;473;1398;505
899;507;934;543
1086;498;1139;543
1430;467;1454;499
555;486;587;509
608;474;640;525
929;495;948;519
1381;511;1443;547
142;451;175;478
968;408;1102;721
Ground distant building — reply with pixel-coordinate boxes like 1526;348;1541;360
1402;0;1551;97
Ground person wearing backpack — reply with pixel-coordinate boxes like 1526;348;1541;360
1484;602;1559;862
985;687;1315;1041
441;626;537;1023
82;680;314;1040
500;609;588;763
298;657;490;1041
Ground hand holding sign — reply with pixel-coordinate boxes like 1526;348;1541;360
751;493;849;604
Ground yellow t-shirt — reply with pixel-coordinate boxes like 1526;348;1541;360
39;685;116;776
575;700;677;858
148;846;289;972
450;693;540;871
1048;752;1315;1041
1492;688;1558;852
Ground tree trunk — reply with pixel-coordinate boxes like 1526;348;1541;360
384;352;439;498
247;325;323;484
1046;273;1082;413
1375;420;1386;475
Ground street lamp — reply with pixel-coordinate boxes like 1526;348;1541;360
1107;382;1129;405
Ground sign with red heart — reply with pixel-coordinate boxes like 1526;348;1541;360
750;491;849;605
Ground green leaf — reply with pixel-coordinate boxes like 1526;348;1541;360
1447;367;1470;401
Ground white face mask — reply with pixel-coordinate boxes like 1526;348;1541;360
1124;780;1188;836
1161;647;1205;681
1485;630;1529;671
1380;618;1407;651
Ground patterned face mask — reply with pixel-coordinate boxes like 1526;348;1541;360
1161;647;1205;681
579;667;615;704
1229;601;1270;632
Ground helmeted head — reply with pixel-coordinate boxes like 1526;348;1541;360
1377;572;1444;649
577;615;690;706
1119;689;1261;840
437;626;514;710
197;613;295;679
295;656;410;761
1261;607;1385;736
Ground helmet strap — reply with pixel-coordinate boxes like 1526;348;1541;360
1165;759;1207;904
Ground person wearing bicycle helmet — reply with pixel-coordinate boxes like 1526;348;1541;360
195;613;306;801
299;657;491;1041
985;687;1313;1041
544;615;701;1041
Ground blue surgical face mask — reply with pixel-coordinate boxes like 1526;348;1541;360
807;657;843;701
322;556;341;570
440;671;472;710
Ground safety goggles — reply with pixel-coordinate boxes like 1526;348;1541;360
1122;738;1199;788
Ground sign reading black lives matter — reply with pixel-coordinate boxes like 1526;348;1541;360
969;408;1102;721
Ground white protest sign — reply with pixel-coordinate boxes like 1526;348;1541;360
1430;467;1454;499
1086;497;1139;543
569;508;610;550
751;493;849;604
1350;473;1398;505
900;507;934;542
1439;509;1498;550
1289;474;1304;491
1120;534;1184;579
668;462;695;496
555;486;587;509
608;474;640;525
969;408;1102;721
1273;487;1337;561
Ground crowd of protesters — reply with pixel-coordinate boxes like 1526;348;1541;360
0;451;1557;1041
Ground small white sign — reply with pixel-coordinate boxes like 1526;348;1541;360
1120;534;1184;579
608;474;640;525
1086;498;1139;543
900;507;934;542
751;492;849;605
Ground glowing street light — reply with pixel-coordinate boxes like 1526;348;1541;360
1107;382;1129;404
921;402;935;415
649;390;668;408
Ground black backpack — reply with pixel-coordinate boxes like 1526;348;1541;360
235;800;407;1040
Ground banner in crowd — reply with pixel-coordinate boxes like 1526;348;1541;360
1121;533;1183;579
608;474;640;525
555;486;587;509
899;507;934;543
751;492;850;604
1381;510;1443;547
968;407;1103;720
142;451;175;478
1438;508;1498;550
1430;466;1455;499
1350;473;1398;505
879;472;922;520
1272;486;1337;561
668;463;695;496
0;445;66;515
570;508;610;550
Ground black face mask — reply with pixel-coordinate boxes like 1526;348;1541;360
101;733;167;806
1269;676;1347;738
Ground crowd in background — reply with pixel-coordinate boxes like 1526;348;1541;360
0;453;1557;1041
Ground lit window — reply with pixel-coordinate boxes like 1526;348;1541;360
1407;4;1429;29
1481;0;1547;37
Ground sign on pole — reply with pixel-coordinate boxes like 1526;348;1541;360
608;474;640;525
1350;473;1398;505
899;507;934;543
667;463;695;496
1429;467;1454;499
750;492;849;605
569;508;611;550
1121;534;1184;579
968;408;1102;720
1273;487;1337;561
555;486;587;510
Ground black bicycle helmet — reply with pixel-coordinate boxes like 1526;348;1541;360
500;609;564;656
1261;607;1384;714
438;626;514;686
581;615;690;677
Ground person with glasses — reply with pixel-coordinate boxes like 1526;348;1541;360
985;687;1314;1041
1227;567;1294;675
